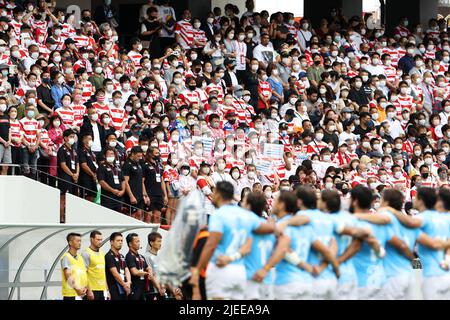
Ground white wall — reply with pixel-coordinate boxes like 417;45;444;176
65;193;147;225
0;176;59;224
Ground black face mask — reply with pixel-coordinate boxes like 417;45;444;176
228;119;236;125
341;188;349;195
188;85;196;91
421;172;429;179
314;60;321;66
43;78;51;85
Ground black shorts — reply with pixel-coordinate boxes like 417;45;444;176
149;196;164;211
126;198;144;213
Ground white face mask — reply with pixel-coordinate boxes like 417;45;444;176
231;171;240;180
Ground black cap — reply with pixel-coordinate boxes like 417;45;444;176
285;109;296;116
65;38;77;45
0;16;10;23
200;161;211;167
131;123;142;130
63;129;76;137
130;146;143;154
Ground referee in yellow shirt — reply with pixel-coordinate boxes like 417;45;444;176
81;230;109;300
61;233;88;300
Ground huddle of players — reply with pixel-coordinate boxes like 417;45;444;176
190;182;450;300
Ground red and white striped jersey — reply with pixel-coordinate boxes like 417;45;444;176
19;117;41;145
193;28;207;49
39;128;52;148
73;59;93;74
9;119;22;147
421;176;437;188
388;48;400;67
125;136;139;152
163;165;179;183
73;35;95;49
383;65;397;83
389;173;410;189
80;81;95;103
61;23;77;38
72;104;86;127
272;159;286;180
258;80;271;99
206;83;224;102
108;105;126;131
397;95;415;114
30;18;47;32
92;102;110;116
55;107;75;127
424;50;436;60
159;141;170;164
10;19;22;36
127;50;142;68
175;20;195;49
179;90;200;106
188;155;207;172
306;140;328;156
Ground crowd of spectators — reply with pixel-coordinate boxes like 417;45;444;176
1;0;450;223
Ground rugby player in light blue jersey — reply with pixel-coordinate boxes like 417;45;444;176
294;186;340;299
349;186;391;300
279;188;374;300
252;191;340;300
354;189;421;300
319;190;369;300
212;192;278;300
191;182;276;300
384;188;450;300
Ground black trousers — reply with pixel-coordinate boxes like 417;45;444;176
82;290;106;300
110;290;127;301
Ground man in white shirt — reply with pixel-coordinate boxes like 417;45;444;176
365;53;385;76
238;164;261;194
211;158;233;184
253;33;275;69
384;105;405;139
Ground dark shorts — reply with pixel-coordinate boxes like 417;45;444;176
149;196;164;211
126;197;144;213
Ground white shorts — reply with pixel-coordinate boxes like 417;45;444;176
358;286;385;300
384;274;416;300
205;263;246;300
274;282;312;300
336;281;358;300
244;280;274;300
312;278;338;300
422;274;450;300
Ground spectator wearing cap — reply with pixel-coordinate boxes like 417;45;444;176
223;58;239;93
223;110;237;134
142;146;168;224
58;129;79;222
123;146;148;220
